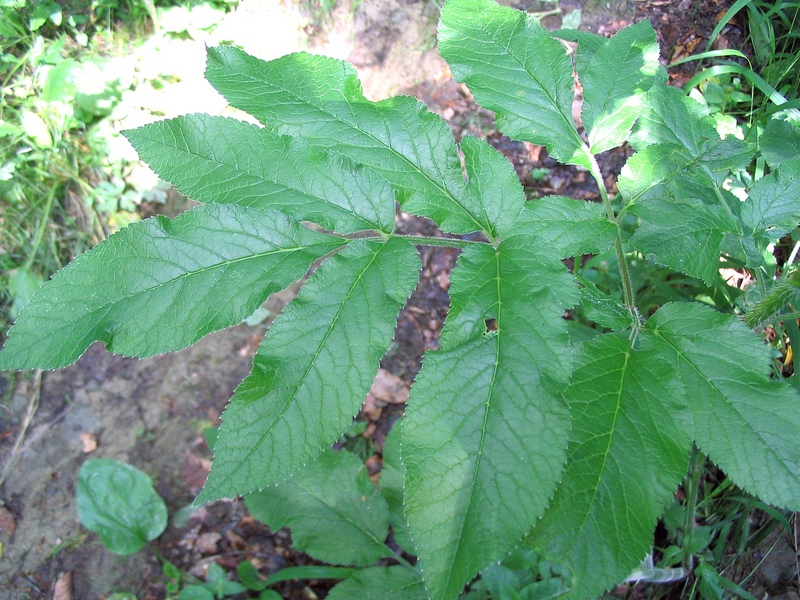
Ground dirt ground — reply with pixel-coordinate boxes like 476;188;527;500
1;0;798;598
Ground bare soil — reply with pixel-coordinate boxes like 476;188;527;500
1;1;797;599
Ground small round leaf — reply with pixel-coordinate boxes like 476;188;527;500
76;458;167;555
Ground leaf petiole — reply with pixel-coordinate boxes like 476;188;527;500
389;234;489;248
587;151;643;330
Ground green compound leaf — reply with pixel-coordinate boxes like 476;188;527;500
627;82;753;193
620;138;757;283
580;20;659;154
438;0;589;168
631;195;740;285
628;82;754;175
124;114;396;234
619;140;748;211
0;205;345;370
629;81;718;154
760;119;800;168
647;303;800;510
327;566;427;600
403;238;578;600
198;238;419;502
526;334;690;600
625;151;799;282
5;10;798;600
617;143;694;208
245;449;392;566
505;195;616;259
460;135;527;238
205;47;503;239
77;458;168;555
740;156;800;243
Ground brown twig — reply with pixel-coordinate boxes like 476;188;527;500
0;369;42;488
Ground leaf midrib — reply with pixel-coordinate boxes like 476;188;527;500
653;328;795;476
624;146;711;209
218;240;390;491
23;238;337;349
296;479;393;561
137;121;383;232
562;344;629;557
441;247;502;596
585;41;647;148
460;14;584;156
223;63;490;237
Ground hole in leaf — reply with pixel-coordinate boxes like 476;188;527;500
484;317;497;333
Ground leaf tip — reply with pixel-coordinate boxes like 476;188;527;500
204;44;226;65
193;482;223;507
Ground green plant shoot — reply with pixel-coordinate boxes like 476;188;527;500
3;0;800;598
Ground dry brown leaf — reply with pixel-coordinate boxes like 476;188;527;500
712;33;730;50
362;396;383;421
670;44;686;61
226;529;246;550
53;572;72;600
366;454;382;480
363;369;409;420
196;532;223;555
0;504;15;538
179;525;202;552
79;433;98;453
684;35;701;54
369;369;409;404
183;453;212;495
525;143;541;163
572;92;583;129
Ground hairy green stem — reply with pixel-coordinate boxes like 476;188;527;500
702;165;741;227
397;234;488;248
372;234;489;248
683;444;703;571
586;153;643;330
